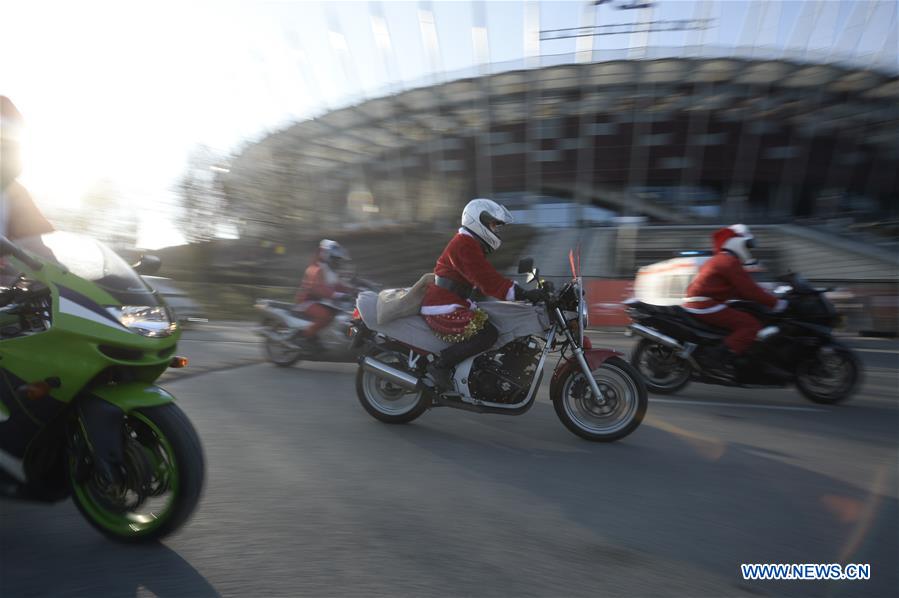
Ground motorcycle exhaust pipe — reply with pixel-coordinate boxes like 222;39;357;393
630;323;685;352
360;357;421;391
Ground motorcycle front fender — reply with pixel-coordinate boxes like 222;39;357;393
549;348;621;398
87;383;176;411
74;385;175;474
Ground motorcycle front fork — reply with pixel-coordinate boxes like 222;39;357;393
553;308;606;403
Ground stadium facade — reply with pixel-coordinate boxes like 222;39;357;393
227;56;898;230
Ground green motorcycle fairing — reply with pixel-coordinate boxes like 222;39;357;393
1;258;180;405
0;233;180;472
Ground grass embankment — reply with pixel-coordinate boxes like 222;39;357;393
174;282;294;321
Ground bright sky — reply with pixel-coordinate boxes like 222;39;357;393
3;0;896;248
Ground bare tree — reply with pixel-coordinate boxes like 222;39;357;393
174;145;230;243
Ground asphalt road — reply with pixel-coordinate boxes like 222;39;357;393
1;324;897;598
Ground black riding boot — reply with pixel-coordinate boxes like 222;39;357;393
705;343;737;377
427;323;499;391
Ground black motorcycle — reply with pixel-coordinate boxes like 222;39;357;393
626;273;861;404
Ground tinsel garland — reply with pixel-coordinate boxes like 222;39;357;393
434;309;488;343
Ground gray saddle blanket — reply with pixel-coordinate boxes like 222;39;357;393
356;291;548;354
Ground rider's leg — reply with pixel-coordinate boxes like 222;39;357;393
427;322;499;390
693;308;761;373
302;303;336;339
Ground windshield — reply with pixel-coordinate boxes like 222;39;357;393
19;232;157;303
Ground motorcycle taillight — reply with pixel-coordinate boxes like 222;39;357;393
352;307;361;319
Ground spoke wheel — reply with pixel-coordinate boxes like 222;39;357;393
552;357;647;442
355;352;428;424
264;324;303;367
631;339;692;394
795;346;860;404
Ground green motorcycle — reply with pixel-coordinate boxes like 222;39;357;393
0;232;204;542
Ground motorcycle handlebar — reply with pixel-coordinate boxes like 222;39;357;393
0;237;42;271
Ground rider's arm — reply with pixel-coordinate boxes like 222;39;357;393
6;182;54;240
722;256;780;309
307;265;342;300
451;236;516;301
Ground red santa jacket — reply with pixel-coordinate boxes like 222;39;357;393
295;262;351;303
421;229;515;315
682;251;778;314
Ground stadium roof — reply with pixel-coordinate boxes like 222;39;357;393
230;56;898;223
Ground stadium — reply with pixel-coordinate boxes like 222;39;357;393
222;50;898;333
228;54;898;231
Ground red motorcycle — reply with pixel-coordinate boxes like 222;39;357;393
349;253;647;442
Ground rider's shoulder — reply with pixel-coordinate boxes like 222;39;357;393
3;179;30;202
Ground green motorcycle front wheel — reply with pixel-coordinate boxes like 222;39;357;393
70;403;205;543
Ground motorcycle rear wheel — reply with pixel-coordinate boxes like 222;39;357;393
630;338;692;395
70;403;205;543
355;352;428;424
265;337;303;367
263;322;304;367
552;357;647;442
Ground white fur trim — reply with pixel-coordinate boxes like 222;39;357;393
420;304;464;315
682;304;726;314
505;283;517;301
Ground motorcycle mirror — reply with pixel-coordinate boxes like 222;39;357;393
518;257;534;274
133;254;162;275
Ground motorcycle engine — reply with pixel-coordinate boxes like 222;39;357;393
468;339;542;404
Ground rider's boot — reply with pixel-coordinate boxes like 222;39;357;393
743;343;790;380
426;322;499;392
426;359;455;392
705;343;737;378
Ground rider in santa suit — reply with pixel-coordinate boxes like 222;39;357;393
1;96;54;240
422;198;545;390
295;239;353;347
682;224;787;373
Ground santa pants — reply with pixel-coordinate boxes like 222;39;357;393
691;307;761;354
302;303;336;337
438;322;499;368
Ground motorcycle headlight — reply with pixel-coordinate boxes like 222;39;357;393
107;306;176;337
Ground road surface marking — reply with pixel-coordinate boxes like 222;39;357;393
651;398;825;412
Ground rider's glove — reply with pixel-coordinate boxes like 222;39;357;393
514;285;547;305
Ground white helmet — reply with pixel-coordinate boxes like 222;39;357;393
717;224;757;265
461;198;513;252
318;239;350;268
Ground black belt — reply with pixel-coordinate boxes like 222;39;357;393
434;275;474;299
